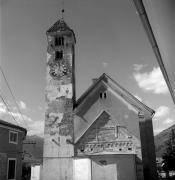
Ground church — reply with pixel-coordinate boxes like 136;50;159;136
42;17;158;180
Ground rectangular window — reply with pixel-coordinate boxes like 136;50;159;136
7;158;16;180
55;51;63;60
9;131;18;144
55;37;59;46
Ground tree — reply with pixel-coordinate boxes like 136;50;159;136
162;129;175;175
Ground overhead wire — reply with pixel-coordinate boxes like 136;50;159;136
0;65;28;129
0;89;19;125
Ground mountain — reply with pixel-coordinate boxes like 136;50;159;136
154;124;175;157
23;135;44;164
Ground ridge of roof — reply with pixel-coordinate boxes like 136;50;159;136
75;73;155;115
104;73;155;115
0;119;27;135
75;73;106;108
46;19;70;33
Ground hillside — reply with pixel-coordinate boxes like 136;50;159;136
23;135;44;164
154;124;175;157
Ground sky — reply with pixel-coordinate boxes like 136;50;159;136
0;0;175;136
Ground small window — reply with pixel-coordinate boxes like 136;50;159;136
7;158;16;180
55;51;63;60
99;92;107;99
55;36;64;46
59;37;64;46
9;131;18;144
55;37;59;46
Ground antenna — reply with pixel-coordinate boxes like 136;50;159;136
61;0;65;19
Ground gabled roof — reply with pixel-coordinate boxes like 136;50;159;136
0;119;27;135
74;73;155;144
75;73;155;116
46;19;76;42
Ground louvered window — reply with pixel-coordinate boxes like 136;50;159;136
55;36;64;46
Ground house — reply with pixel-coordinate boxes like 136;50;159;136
0;119;27;180
73;73;157;180
43;18;158;180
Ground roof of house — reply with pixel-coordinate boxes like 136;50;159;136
75;73;155;115
0;119;27;135
74;73;155;143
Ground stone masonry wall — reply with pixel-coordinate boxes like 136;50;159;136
44;32;74;158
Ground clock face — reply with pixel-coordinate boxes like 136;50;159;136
49;61;71;79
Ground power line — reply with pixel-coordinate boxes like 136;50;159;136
0;90;19;125
0;65;28;128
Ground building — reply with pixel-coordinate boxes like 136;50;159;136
0;119;27;180
43;18;158;180
22;135;43;180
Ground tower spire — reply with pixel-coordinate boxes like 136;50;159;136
61;0;65;20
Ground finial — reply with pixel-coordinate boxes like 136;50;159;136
61;0;65;20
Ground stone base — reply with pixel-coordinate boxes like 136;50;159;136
42;158;73;180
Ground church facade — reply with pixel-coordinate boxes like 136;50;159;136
43;18;158;180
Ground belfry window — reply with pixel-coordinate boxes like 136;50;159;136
55;51;63;60
55;36;64;46
99;92;107;99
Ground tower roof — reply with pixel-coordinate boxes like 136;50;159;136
46;19;76;42
47;19;69;32
46;19;75;38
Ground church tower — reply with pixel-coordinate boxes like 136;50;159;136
43;17;76;180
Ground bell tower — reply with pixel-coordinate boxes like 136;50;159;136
43;17;76;180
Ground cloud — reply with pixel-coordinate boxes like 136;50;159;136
152;106;174;135
102;62;108;68
9;112;44;136
154;128;165;135
0;102;44;136
133;64;147;71
0;102;7;114
163;118;174;125
154;106;170;119
18;101;27;110
11;112;32;123
133;67;168;94
27;120;44;136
